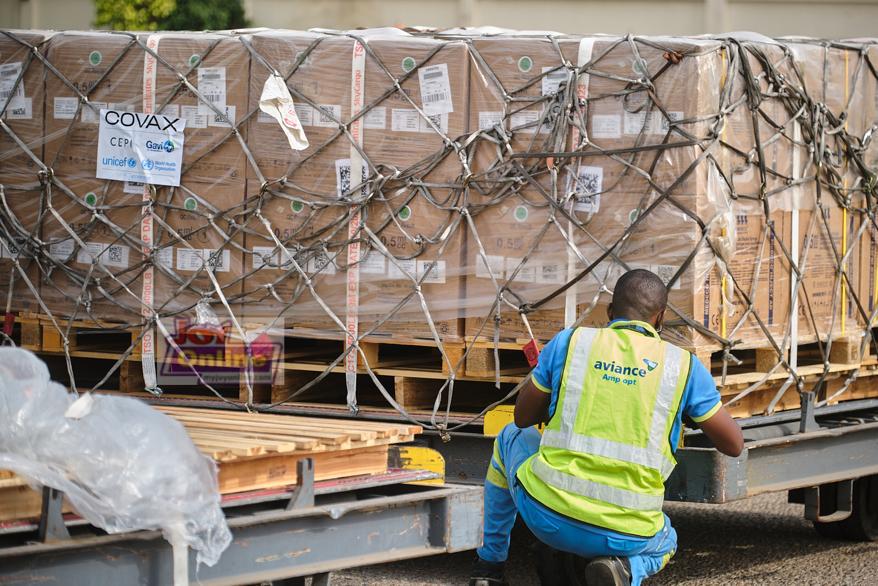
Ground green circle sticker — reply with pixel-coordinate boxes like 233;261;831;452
632;58;648;77
628;209;640;224
184;197;198;211
189;54;201;67
398;205;412;221
518;56;533;73
84;192;97;206
401;56;416;73
89;51;102;66
290;200;304;214
514;205;529;222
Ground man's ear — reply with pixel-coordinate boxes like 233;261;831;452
607;303;614;322
653;309;666;331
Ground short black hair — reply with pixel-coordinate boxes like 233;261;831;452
612;269;668;321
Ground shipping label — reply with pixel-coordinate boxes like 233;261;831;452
197;66;227;115
75;241;130;269
53;97;79;119
418;63;453;115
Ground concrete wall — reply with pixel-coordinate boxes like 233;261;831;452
0;0;94;29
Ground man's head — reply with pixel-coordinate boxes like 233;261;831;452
608;269;669;329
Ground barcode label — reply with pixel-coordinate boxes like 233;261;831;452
417;259;446;284
359;250;387;274
4;96;31;120
54;97;79;119
505;257;536;283
570;166;603;213
181;105;208;129
80;101;107;124
536;262;564;284
392;109;448;134
313;104;341;128
541;66;568;96
0;62;26;111
307;251;336;275
197;67;226;115
476;254;505;279
335;158;368;199
208;105;236;128
478;111;504;130
510;109;548;135
176;248;230;272
387;258;417;280
624;110;684;136
49;240;75;260
155;247;174;268
418;63;453;115
76;241;130;269
364;106;387;129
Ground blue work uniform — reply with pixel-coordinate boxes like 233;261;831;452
477;321;722;585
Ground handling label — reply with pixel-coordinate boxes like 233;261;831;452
96;108;186;187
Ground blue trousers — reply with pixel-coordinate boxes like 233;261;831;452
478;424;677;586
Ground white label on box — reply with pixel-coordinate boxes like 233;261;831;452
387;258;417;280
536;262;564;284
49;240;75;260
181;105;208;129
541;66;568;96
418;63;453;115
81;101;107;124
364;106;387;129
359;250;387;274
208;105;236;128
155;246;174;268
0;238;23;259
197;66;226;115
54;97;79;119
252;245;278;269
571;166;603;213
478;111;504;130
417;259;446;284
623;110;647;136
420;113;448;134
335;158;368;199
96;108;186;187
313;104;341;128
652;111;683;135
76;241;130;269
392;108;420;133
649;264;682;290
307;251;336;275
476;254;505;279
159;104;180;119
0;62;25;111
591;114;622;139
124;180;145;194
505;257;536;283
5;96;32;120
176;248;230;272
510;109;547;135
294;103;314;126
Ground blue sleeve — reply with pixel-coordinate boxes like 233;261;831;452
531;328;574;394
682;356;722;422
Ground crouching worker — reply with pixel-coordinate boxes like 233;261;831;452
470;269;744;586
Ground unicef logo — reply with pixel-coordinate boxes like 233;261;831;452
162;139;175;153
126;158;137;169
142;159;155;171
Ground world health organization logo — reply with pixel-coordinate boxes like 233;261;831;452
142;159;155;171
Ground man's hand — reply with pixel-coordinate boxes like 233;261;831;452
697;406;744;457
514;378;551;428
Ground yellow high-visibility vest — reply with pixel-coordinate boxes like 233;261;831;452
517;320;691;537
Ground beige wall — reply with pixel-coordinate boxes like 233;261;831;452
0;0;872;39
0;0;94;29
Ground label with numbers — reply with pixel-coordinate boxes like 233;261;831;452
418;63;453;115
197;67;227;115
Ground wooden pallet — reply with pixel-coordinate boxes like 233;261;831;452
0;407;422;523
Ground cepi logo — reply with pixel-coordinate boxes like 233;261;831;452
146;139;175;153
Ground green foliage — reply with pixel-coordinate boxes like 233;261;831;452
95;0;250;31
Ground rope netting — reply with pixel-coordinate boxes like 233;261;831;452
0;28;876;432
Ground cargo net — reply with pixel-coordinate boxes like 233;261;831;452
1;29;877;432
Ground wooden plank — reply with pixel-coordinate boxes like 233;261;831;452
394;376;439;410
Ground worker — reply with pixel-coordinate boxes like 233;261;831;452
470;269;744;586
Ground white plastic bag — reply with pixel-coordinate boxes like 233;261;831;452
0;347;231;567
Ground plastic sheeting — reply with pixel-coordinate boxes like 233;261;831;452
0;347;231;567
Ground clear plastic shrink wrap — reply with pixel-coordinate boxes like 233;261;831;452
0;347;231;566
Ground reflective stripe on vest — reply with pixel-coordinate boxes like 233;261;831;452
540;331;684;480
